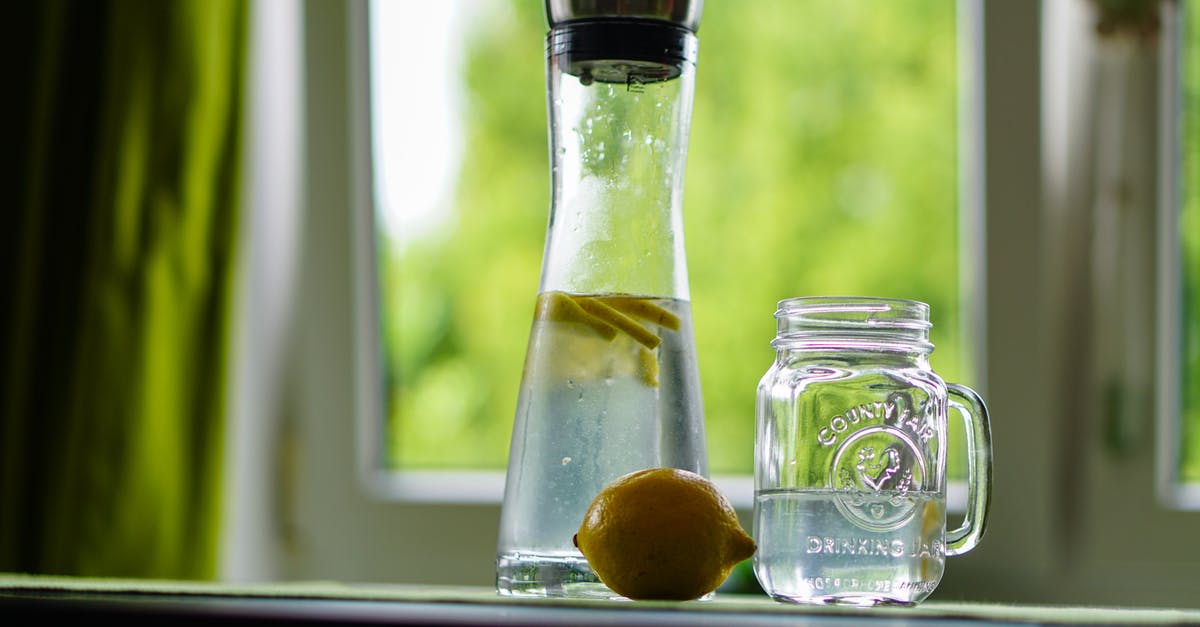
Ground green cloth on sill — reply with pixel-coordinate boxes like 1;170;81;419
2;574;1199;625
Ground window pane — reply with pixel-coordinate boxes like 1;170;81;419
1182;1;1200;483
371;0;965;475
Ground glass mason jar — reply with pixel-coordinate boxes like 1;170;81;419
752;297;992;606
495;17;708;598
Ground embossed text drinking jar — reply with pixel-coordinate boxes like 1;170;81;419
752;297;992;606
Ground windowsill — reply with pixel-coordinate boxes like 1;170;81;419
359;470;971;513
1158;482;1200;511
3;574;1199;624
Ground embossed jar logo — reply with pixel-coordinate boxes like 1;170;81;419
819;393;933;532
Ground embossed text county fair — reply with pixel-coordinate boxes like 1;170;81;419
817;395;936;448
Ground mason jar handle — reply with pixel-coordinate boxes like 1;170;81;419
945;383;993;557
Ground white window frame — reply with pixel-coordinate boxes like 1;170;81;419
220;0;1200;607
1156;0;1200;509
355;0;981;510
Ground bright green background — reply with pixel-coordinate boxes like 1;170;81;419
1183;2;1200;482
378;0;968;474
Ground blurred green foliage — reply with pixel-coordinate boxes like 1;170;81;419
1182;3;1200;483
378;0;967;474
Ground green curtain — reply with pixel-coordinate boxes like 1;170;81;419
1;0;246;578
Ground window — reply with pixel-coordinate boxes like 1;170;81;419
1185;0;1200;486
250;0;1200;602
368;0;971;490
1161;0;1200;502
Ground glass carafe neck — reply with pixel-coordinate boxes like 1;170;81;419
539;21;697;299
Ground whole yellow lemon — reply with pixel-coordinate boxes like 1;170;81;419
573;467;757;601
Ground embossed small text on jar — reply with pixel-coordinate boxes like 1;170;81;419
805;535;945;560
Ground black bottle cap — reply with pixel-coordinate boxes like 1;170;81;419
547;19;697;84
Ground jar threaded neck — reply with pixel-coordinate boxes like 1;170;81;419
771;296;934;353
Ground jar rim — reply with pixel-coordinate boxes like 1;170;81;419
772;296;934;352
775;296;931;329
